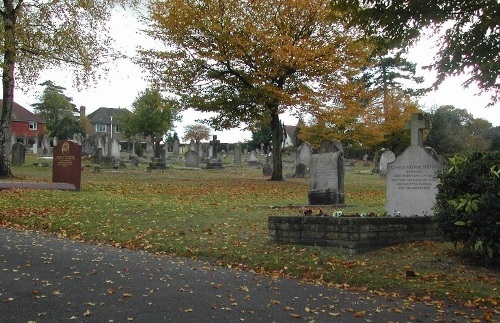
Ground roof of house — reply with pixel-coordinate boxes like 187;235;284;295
0;100;45;123
284;125;298;144
87;107;131;124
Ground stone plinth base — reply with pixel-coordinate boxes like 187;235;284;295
308;190;344;205
268;216;442;254
206;159;223;169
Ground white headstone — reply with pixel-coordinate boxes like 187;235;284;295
379;150;396;176
385;113;445;216
110;138;120;159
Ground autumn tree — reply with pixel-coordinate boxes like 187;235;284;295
119;88;180;158
183;124;211;143
32;81;84;139
332;0;499;105
0;0;138;177
139;0;371;180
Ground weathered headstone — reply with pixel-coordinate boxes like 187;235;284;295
185;150;199;168
110;138;121;159
11;142;26;166
32;135;39;154
308;140;344;205
189;139;197;152
263;162;272;176
234;144;242;164
52;140;82;190
247;150;260;167
173;140;180;157
260;143;264;155
295;142;312;172
379;149;396;176
294;163;307;178
42;135;51;156
386;113;445;216
206;135;223;169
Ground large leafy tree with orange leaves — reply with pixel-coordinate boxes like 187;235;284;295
139;0;371;180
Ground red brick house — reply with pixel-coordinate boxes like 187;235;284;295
1;100;46;140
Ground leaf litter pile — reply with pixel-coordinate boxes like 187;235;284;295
0;165;498;321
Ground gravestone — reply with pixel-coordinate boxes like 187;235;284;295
173;140;180;157
198;143;204;160
260;143;264;155
308;140;344;205
32;135;39;154
234;144;242;164
110;138;121;159
42;135;51;156
206;135;223;169
189;139;197;152
185;150;199;168
263;162;272;176
386;113;445;216
295;142;312;174
379;149;396;176
52;140;82;191
11;142;26;166
247;150;259;167
294;163;307;178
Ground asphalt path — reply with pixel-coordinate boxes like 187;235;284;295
0;227;491;322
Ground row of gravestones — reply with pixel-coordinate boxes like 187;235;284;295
48;113;444;217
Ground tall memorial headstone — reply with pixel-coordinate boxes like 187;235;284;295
173;140;180;157
189;139;197;152
386;113;445;216
234;144;242;164
308;140;345;205
52;140;82;191
206;135;223;169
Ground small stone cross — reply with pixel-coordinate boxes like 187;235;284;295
210;135;220;159
405;113;430;147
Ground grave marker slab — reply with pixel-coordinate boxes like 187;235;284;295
308;140;344;205
386;113;445;216
52;140;82;191
11;142;26;166
185;150;199;167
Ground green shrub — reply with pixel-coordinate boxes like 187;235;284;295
434;151;500;266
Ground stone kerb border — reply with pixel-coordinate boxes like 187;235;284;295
268;216;442;255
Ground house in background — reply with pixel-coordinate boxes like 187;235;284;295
283;124;298;148
2;100;46;144
84;106;131;143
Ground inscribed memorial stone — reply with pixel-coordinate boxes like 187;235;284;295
52;140;82;190
386;113;445;216
308;140;345;205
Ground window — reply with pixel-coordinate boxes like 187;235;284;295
114;125;121;133
96;124;107;132
29;122;37;130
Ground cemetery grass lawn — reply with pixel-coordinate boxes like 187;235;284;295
1;155;498;312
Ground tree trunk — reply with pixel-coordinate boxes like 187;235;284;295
270;110;283;181
0;3;18;178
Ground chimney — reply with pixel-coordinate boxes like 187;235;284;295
80;106;86;119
